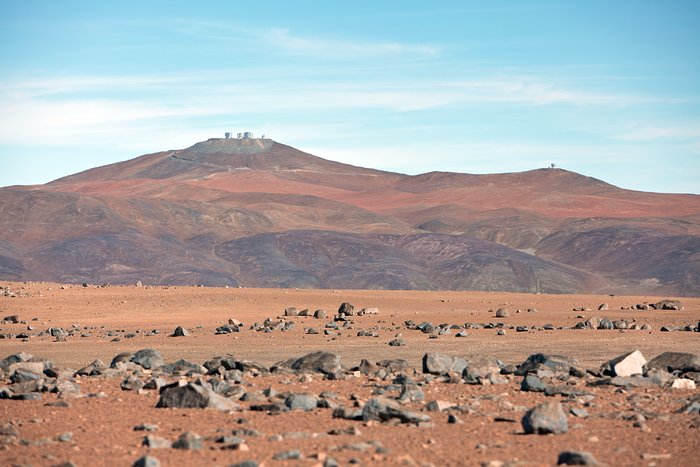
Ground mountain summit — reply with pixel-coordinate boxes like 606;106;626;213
2;138;699;294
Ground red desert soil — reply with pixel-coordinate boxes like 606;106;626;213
1;282;699;466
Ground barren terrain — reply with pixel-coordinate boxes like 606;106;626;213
2;138;698;294
1;283;698;466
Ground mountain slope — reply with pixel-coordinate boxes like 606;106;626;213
1;137;698;294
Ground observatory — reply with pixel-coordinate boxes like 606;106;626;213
224;131;259;139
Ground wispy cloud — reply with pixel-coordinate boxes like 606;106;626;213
173;20;439;59
613;123;700;141
262;27;439;57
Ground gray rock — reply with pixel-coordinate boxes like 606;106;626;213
388;338;405;346
338;302;355;315
159;359;206;375
75;359;107;377
156;383;240;411
134;424;159;432
111;352;133;368
463;356;501;382
422;352;467;375
520;375;548;392
172;326;189;337
131;349;164;369
522;401;568;434
495;308;510;318
597;303;609;311
516;353;577;376
557;451;599;465
285;393;319;411
276;351;341;375
133;455;161;467
121;375;145;391
172;431;203;450
10;368;43;384
313;309;327;319
651;299;683;310
228;461;258;467
601;350;647;377
597;318;614;330
362;397;431;424
646;352;700;374
143;435;171;448
273;450;301;460
2;315;20;324
284;307;299;316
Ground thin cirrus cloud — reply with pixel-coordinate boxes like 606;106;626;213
613;124;700;141
173;20;439;58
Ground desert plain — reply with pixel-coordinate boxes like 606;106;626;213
0;282;698;467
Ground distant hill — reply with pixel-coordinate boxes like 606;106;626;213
1;137;698;295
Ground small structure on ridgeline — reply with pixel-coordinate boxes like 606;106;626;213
225;131;261;139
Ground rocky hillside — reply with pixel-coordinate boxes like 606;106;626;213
1;137;698;294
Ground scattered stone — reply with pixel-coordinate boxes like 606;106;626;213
362;397;431;424
388;338;405;346
495;308;510;318
522;401;568;434
516;353;576;375
172;431;203;450
57;432;73;442
651;299;683;310
131;349;164;369
646;352;700;373
275;351;341;376
156;383;240;411
273;449;302;460
313;309;327;319
172;326;189;337
557;451;599;465
422;352;467;375
671;378;696;390
133;455;160;467
286;393;319;411
520;375;547;392
601;350;646;377
143;435;171;449
134;424;159;432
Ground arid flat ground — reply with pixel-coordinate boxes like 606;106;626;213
1;282;699;466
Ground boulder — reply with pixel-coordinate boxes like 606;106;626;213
172;326;189;337
646;352;700;374
133;456;160;467
495;308;510;318
172;431;203;450
274;351;341;376
422;352;467;375
522;401;568;434
156;383;239;411
131;349;164;369
601;350;646;377
651;299;683;310
338;302;355;315
557;451;599;465
362;397;431;424
462;356;501;382
285;393;319;411
516;354;577;375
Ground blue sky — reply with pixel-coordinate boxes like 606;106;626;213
1;0;699;193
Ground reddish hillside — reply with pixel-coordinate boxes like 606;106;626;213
1;137;698;294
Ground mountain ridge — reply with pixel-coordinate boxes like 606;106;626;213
2;137;698;295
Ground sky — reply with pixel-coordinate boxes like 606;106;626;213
1;0;699;193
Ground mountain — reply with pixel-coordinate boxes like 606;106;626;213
1;136;698;295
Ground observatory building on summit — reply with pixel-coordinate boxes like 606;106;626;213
224;131;263;139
